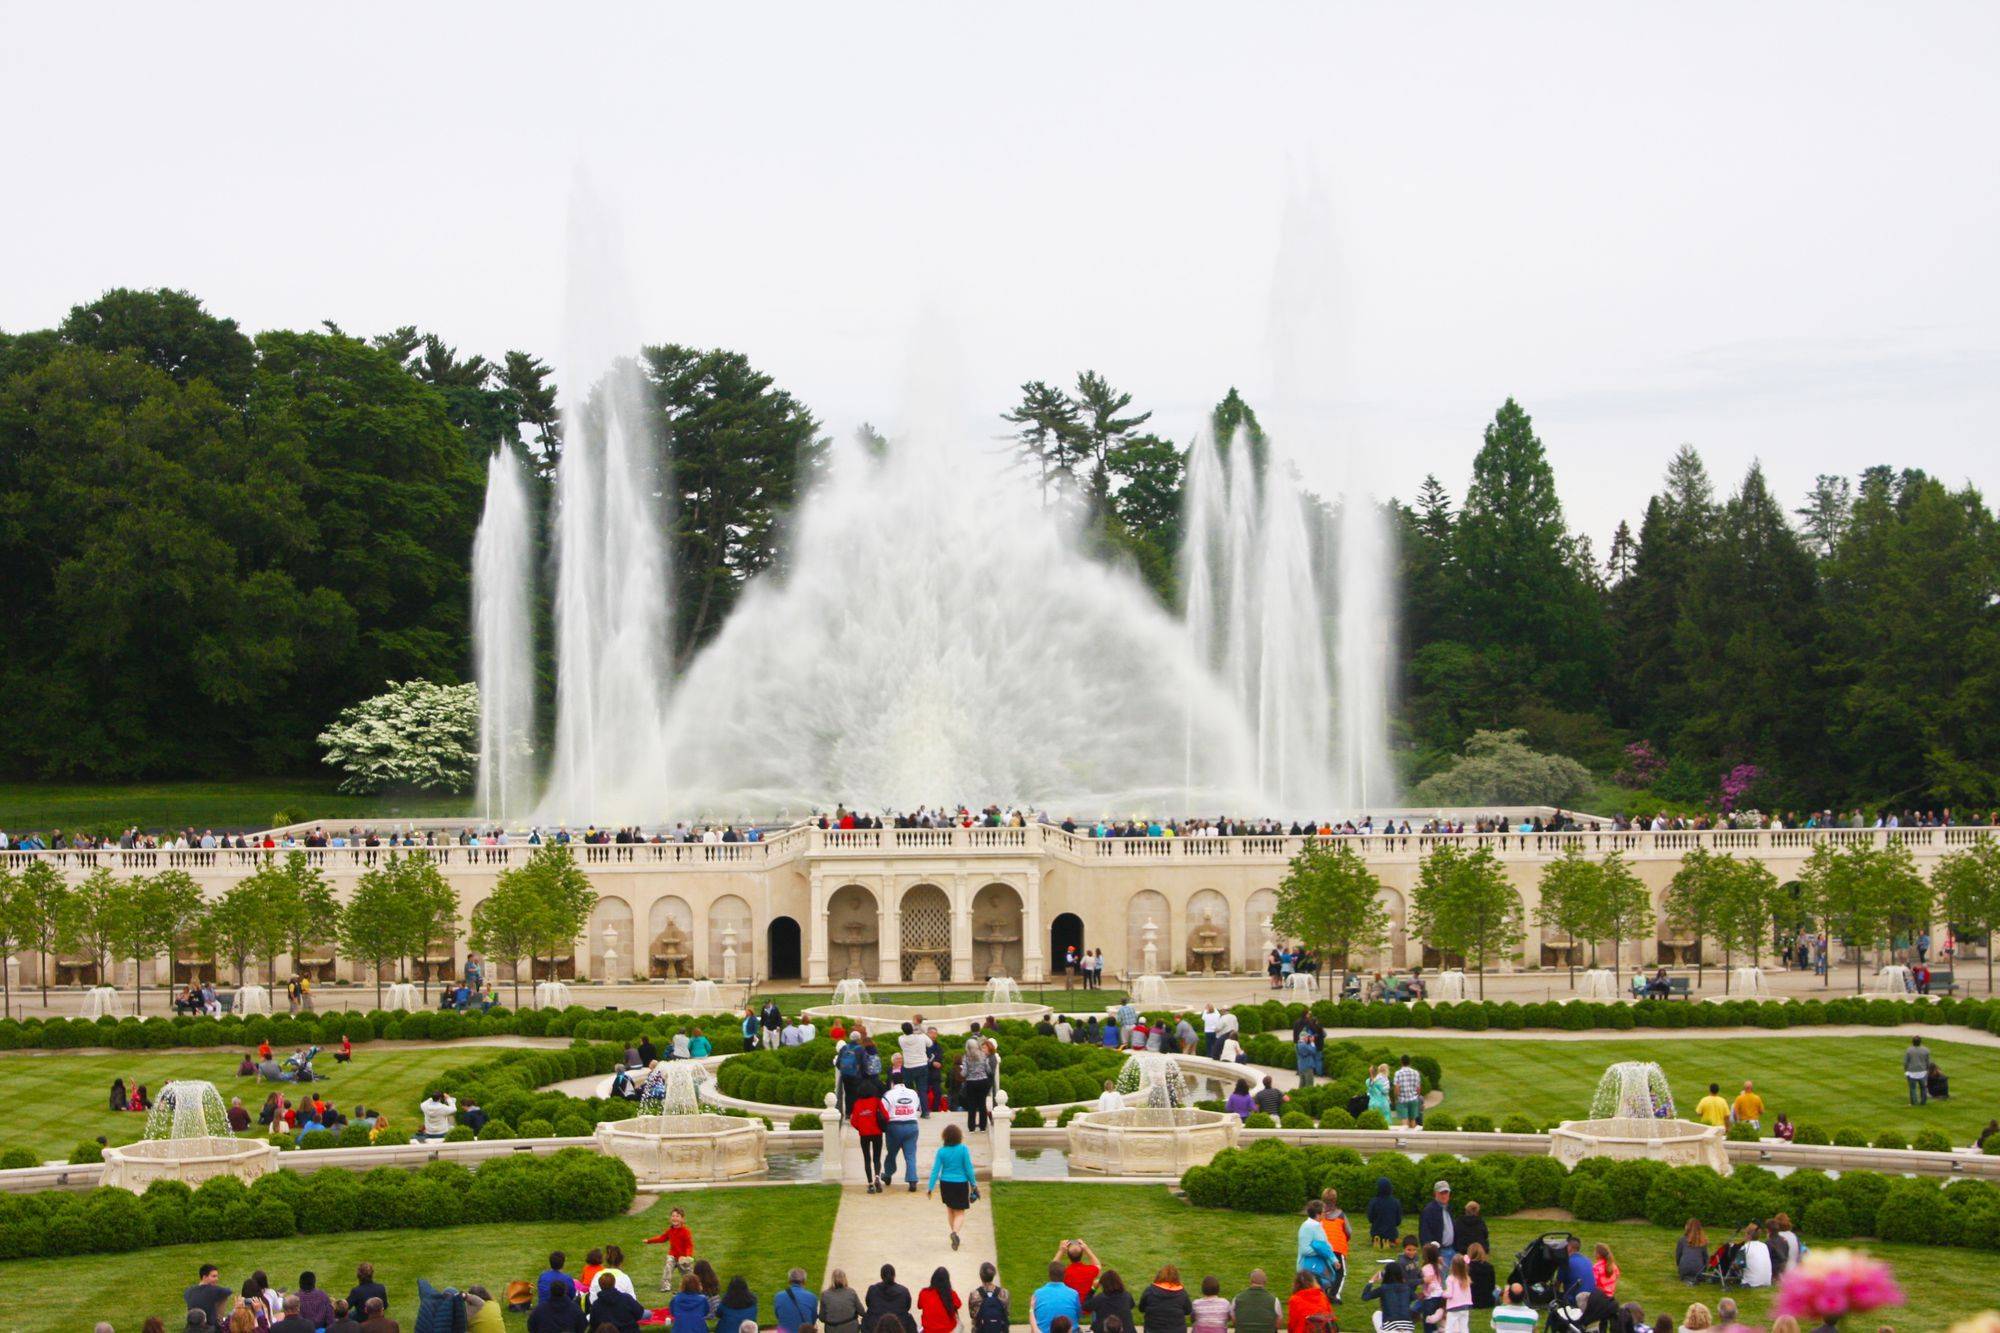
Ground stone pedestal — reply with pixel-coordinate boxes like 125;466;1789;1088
820;1094;846;1183
1066;1106;1240;1176
592;1114;768;1183
990;1089;1014;1180
100;1137;278;1193
1547;1117;1729;1174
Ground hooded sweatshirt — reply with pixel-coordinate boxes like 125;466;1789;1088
1365;1177;1403;1241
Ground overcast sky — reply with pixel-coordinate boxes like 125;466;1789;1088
5;2;1997;544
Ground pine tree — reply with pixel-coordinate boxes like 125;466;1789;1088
1001;380;1083;504
1605;520;1637;585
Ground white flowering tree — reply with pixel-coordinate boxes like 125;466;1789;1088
318;679;479;794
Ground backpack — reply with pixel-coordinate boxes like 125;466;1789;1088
414;1278;467;1333
505;1281;534;1312
837;1043;862;1077
973;1289;1009;1333
864;1049;883;1079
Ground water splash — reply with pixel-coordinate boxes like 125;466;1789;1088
1114;1052;1189;1108
1587;1061;1677;1124
142;1081;233;1141
473;443;537;821
638;1061;714;1117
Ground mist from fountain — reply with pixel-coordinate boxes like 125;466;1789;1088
638;1061;714;1117
1587;1061;1677;1125
472;443;537;822
1114;1052;1190;1109
142;1080;233;1141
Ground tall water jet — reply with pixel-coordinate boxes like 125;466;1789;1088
472;443;537;822
1333;492;1395;807
1255;453;1335;809
542;182;675;824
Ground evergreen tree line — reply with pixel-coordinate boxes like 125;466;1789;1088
5;288;1995;813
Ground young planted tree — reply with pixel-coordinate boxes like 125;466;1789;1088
520;847;597;992
267;851;341;981
1533;846;1600;987
1711;857;1782;988
1875;840;1934;971
467;873;548;1009
0;868;21;1019
207;880;288;985
1271;839;1391;995
1662;846;1727;988
15;861;71;1006
1409;844;1524;999
150;870;209;994
1934;836;2000;994
1799;843;1883;993
1591;852;1654;988
399;857;460;998
107;878;170;1014
60;867;123;988
340;865;410;1007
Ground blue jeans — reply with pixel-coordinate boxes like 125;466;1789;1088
883;1123;920;1183
906;1067;930;1116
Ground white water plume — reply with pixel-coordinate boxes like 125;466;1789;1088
472;443;537;821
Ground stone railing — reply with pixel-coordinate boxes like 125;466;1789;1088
4;822;1989;878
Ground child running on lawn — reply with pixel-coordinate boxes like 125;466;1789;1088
645;1206;697;1290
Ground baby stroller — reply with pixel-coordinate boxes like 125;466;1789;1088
284;1045;322;1083
1506;1232;1576;1308
1701;1238;1746;1289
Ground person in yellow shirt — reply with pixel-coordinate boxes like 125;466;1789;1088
1731;1081;1765;1129
1694;1082;1731;1127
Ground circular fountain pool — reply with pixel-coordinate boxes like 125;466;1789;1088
593;1061;769;1183
100;1080;277;1192
1547;1061;1728;1174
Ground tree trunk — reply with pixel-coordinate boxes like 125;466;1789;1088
133;953;144;1015
375;963;384;1010
513;956;522;1011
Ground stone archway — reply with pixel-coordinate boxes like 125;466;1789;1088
588;896;635;981
708;894;754;983
899;884;953;983
971;883;1026;980
1050;913;1085;977
827;884;881;982
648;896;695;979
767;917;803;980
1127;889;1170;977
1245;888;1278;970
1376;886;1407;971
1184;889;1231;973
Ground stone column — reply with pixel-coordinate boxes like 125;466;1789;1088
1022;868;1045;982
880;898;902;984
950;872;974;982
990;1089;1015;1180
807;872;831;986
820;1092;846;1183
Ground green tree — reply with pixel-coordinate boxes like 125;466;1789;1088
1876;840;1934;970
265;852;340;980
1662;847;1727;988
0;867;22;1019
1589;852;1653;988
1069;371;1153;516
499;350;562;478
1410;729;1592;807
1270;839;1389;995
1409;845;1523;998
641;345;828;657
1710;856;1783;982
107;876;173;1014
14;862;71;1006
1608;446;1718;738
1799;843;1895;993
401;857;460;999
1534;847;1599;986
468;871;550;1009
512;847;596;992
1454;399;1608;708
59;867;124;987
1933;837;2000;995
1002;380;1083;504
340;865;410;1006
1208;388;1268;477
150;870;208;993
58;287;256;400
1103;432;1185;596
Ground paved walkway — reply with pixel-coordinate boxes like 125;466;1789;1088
821;1110;1001;1295
1315;1023;2000;1049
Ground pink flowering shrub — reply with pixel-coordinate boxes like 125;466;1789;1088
1616;740;1666;788
1718;763;1762;812
1773;1248;1905;1325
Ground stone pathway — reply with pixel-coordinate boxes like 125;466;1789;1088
821;1109;1002;1295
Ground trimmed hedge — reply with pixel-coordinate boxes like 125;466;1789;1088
715;1030;1128;1109
0;1005;753;1054
1184;1139;2000;1253
1236;995;2000;1039
0;1148;634;1261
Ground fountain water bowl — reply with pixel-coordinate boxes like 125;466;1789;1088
1115;1052;1190;1108
594;1064;765;1182
1132;975;1171;1006
1068;1104;1239;1176
1546;1062;1728;1174
832;979;873;1007
982;977;1024;1006
100;1080;276;1192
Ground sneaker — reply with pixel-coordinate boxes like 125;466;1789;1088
951;1233;960;1250
908;1181;917;1192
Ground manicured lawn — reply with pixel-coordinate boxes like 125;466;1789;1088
0;1184;840;1332
1392;1036;2000;1143
992;1182;1995;1331
0;1047;498;1159
0;779;465;836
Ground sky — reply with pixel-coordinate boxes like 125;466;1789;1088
4;2;1998;545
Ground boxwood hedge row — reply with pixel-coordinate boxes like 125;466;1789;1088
0;1006;753;1053
0;1148;636;1262
1180;1139;2000;1253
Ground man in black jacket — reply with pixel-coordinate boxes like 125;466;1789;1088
1418;1181;1456;1265
865;1263;917;1333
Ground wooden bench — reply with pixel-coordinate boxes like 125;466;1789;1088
1632;975;1693;1000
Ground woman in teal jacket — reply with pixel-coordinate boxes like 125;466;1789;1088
926;1122;979;1250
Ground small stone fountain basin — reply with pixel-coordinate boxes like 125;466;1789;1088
100;1135;278;1192
1067;1106;1238;1175
800;1001;1049;1032
1547;1116;1729;1173
593;1113;768;1183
